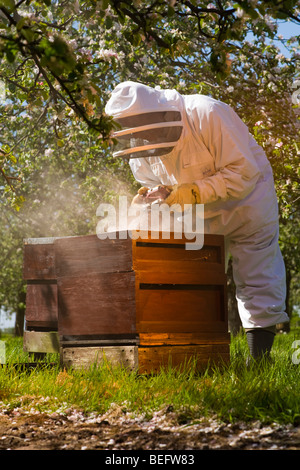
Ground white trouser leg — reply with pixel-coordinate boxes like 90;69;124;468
228;223;289;329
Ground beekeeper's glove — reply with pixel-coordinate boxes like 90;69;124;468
164;183;201;210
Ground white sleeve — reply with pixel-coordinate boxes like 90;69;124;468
194;102;261;204
129;157;161;188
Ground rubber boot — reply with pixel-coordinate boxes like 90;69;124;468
246;327;276;363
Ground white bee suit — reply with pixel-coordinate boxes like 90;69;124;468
105;81;289;330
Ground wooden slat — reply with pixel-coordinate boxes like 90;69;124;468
133;258;223;274
138;344;230;374
26;321;58;330
136;320;228;334
132;245;223;272
135;269;227;286
61;345;138;371
59;334;139;346
58;272;136;336
132;233;225;273
25;282;58;325
139;330;230;346
136;287;225;325
23;331;60;353
55;234;133;278
134;232;224;246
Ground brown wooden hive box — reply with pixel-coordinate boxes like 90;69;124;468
132;232;229;373
23;232;230;372
23;237;58;331
23;237;60;355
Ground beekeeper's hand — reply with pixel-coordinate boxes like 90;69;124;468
131;187;149;205
132;185;171;205
164;183;201;210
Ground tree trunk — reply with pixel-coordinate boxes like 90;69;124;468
14;290;26;337
277;268;291;333
227;257;242;336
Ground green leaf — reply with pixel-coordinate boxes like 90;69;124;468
0;0;15;12
11;195;25;212
247;8;259;20
21;27;35;42
105;15;113;30
101;0;109;10
167;6;175;17
8;153;16;163
0;21;8;29
275;11;289;19
16;18;26;31
8;82;16;92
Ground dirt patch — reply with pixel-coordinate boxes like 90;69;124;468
0;404;299;450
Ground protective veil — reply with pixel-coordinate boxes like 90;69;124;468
105;81;289;330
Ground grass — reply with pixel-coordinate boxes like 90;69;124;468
0;328;300;426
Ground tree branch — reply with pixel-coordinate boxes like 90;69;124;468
39;15;75;31
0;166;16;191
0;76;30;92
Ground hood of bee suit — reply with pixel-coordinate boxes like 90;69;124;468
105;81;185;159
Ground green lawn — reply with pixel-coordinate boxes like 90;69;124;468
0;327;300;425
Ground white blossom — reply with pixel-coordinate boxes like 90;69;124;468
268;82;278;92
236;8;244;18
95;49;120;61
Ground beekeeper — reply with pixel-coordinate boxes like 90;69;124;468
105;80;289;361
